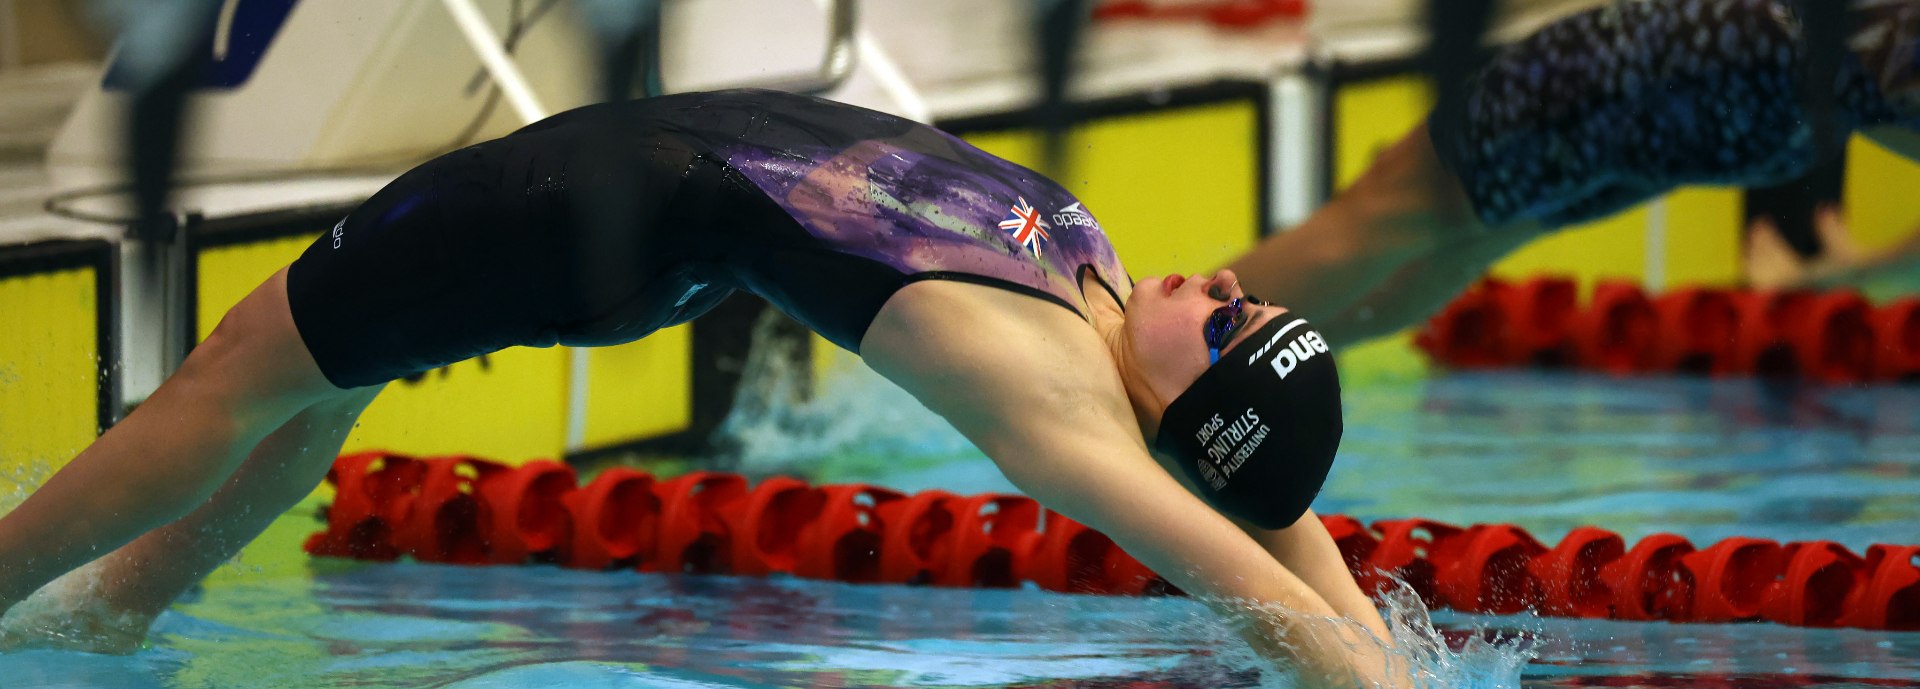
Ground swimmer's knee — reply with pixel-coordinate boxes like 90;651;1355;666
1333;129;1484;252
175;275;337;421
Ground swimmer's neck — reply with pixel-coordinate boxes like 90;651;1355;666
1082;271;1164;437
1084;271;1126;344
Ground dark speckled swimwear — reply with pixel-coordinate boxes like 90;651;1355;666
285;90;1128;389
1432;0;1920;228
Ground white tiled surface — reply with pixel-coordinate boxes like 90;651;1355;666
0;62;107;244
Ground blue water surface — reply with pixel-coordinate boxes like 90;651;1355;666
3;371;1918;688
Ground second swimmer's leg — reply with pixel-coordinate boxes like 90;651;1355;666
1434;0;1920;229
1229;123;1484;328
1239;0;1920;333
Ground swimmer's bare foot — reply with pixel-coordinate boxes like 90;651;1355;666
0;610;150;655
1744;216;1810;290
0;569;154;655
1744;207;1872;290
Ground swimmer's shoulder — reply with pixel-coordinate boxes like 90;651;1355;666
861;280;1136;460
862;276;1107;350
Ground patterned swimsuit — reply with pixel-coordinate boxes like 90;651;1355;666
1431;0;1920;228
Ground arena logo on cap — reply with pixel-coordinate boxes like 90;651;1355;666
1251;320;1313;366
1244;318;1329;378
1270;330;1329;380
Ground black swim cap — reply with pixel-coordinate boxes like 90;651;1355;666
1153;316;1343;530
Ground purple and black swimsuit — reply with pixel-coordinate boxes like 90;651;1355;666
287;89;1129;389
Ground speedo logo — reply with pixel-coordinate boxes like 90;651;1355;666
330;218;346;249
1051;202;1100;231
1245;318;1329;379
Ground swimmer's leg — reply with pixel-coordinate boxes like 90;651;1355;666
1436;0;1920;229
1228;123;1503;331
1236;0;1920;336
0;387;379;652
0;268;340;615
1314;225;1541;345
1314;176;1675;343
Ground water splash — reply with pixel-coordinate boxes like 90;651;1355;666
711;310;973;476
1192;579;1533;689
0;561;150;655
0;460;54;515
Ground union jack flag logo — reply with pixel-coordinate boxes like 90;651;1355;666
998;197;1052;258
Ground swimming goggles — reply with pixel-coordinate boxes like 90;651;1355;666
1204;298;1246;365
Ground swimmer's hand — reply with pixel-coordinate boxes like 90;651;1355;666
1232;606;1417;689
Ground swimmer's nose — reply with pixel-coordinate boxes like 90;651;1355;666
1203;269;1241;301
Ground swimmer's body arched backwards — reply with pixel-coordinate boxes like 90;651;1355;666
290;89;1133;387
0;90;1381;681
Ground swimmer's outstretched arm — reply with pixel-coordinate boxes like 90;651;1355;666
1230;510;1393;644
863;285;1405;688
1151;449;1393;643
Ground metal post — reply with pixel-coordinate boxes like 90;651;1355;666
441;0;550;124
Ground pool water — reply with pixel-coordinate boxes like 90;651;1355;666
2;370;1918;688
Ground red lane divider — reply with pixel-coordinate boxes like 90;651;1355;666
794;484;902;584
1436;524;1547;615
1678;537;1783;623
649;472;748;574
941;494;1042;588
1094;0;1308;28
1765;541;1866;628
1493;276;1579;367
1844;545;1920;631
1600;533;1695;622
1418;277;1920;385
1360;518;1459;606
305;451;424;561
1414;288;1513;369
561;468;658;570
1529;526;1623;618
305;453;1920;632
1573;280;1660;374
732;476;824;577
1651;287;1739;375
477;460;576;565
1872;299;1920;381
1731;291;1815;379
875;489;956;585
390;456;507;565
1798;291;1877;383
